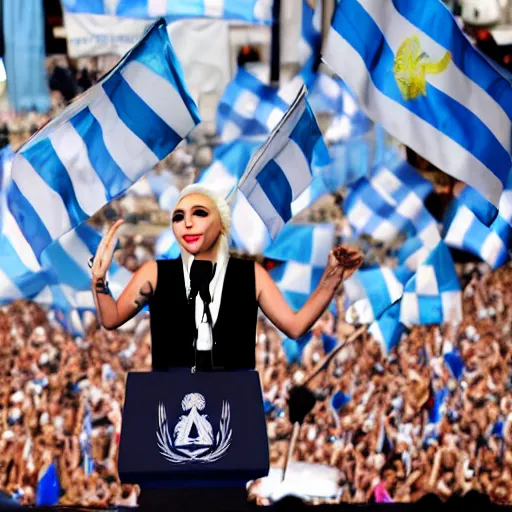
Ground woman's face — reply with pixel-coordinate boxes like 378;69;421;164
172;193;222;256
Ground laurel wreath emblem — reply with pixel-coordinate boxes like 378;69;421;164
156;400;232;464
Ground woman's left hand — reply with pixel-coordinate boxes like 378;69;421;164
324;245;364;284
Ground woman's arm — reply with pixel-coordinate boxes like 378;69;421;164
255;246;363;339
92;260;157;330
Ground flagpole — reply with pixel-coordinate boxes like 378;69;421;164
304;324;367;386
281;421;300;482
270;0;281;87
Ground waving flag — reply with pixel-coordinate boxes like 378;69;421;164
216;67;295;142
6;19;200;262
368;301;405;355
268;223;334;311
400;242;462;327
61;0;272;23
443;179;512;270
323;0;512;209
238;86;330;239
344;158;433;243
344;265;413;324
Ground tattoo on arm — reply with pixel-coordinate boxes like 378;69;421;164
94;278;112;296
134;281;154;312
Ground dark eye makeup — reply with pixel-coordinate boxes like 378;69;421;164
172;212;184;223
194;209;208;217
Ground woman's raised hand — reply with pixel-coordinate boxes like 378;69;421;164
90;219;124;280
324;245;364;283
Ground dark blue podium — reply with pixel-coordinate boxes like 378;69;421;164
118;370;269;511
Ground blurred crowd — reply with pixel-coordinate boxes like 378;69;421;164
253;261;512;505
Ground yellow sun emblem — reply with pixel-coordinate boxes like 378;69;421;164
393;35;451;101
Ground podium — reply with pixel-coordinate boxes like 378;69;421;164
118;370;269;511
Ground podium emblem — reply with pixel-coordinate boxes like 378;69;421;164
157;393;232;464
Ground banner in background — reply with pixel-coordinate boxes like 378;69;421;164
63;12;150;58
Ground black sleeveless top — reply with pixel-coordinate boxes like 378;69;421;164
148;257;258;371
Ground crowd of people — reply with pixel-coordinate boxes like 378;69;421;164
1;50;512;509
253;260;512;505
0;206;510;507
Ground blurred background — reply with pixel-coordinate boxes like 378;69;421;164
0;0;512;508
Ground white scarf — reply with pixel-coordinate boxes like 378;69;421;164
180;236;230;351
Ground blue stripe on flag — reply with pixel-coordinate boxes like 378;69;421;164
22;143;89;226
290;102;324;166
256;160;294;224
332;0;510;187
70;109;132;200
6;183;52;260
101;75;181;160
392;0;512;119
0;237;32;280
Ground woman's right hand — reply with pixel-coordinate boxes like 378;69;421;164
90;219;124;281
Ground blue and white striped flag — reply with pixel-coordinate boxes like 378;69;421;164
323;0;512;209
238;86;330;239
344;158;433;243
5;19;200;262
216;67;294;142
344;265;413;324
443;181;512;270
61;0;272;23
400;241;462;327
396;208;442;271
268;223;334;311
368;301;405;355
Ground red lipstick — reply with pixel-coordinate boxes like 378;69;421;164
183;235;201;243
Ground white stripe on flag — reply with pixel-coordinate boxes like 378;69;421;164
3;210;40;272
396;192;424;222
481;231;505;268
310;225;334;267
381;268;404;302
148;0;167;17
0;269;22;302
444;207;473;247
12;155;73;239
49;123;108;216
324;28;503;206
89;88;159;182
121;61;196;138
372;220;400;243
273;139;312;200
441;290;463;324
278;261;312;295
358;0;511;152
400;292;419;325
